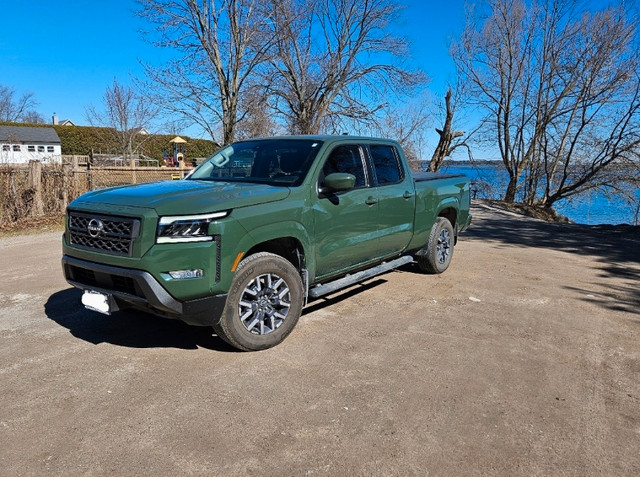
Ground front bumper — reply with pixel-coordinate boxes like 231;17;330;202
62;255;226;326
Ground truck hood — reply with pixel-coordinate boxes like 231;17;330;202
71;179;291;215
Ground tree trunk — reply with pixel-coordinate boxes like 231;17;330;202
27;160;44;217
61;163;69;212
428;89;464;172
222;98;237;145
504;177;518;203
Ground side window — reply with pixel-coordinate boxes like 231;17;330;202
38;145;45;152
321;145;367;188
28;145;35;152
370;145;403;185
13;145;21;152
47;146;54;153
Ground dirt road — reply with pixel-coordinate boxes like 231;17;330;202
1;203;639;476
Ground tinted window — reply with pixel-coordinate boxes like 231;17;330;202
370;145;402;185
321;145;367;188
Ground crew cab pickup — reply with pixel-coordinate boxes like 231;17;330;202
62;136;471;350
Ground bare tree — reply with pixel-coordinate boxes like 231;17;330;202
356;101;431;170
453;0;537;202
427;89;468;172
21;111;45;124
138;0;273;145
85;79;159;162
453;0;640;207
264;0;426;135
532;9;640;208
0;85;42;123
235;83;283;139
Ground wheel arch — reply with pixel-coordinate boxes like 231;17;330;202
230;220;312;272
436;202;459;243
436;204;458;228
245;236;306;272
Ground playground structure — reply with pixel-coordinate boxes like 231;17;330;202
164;136;189;167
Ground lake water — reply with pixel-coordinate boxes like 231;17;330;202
442;163;640;226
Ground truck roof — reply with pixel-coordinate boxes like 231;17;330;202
242;135;399;145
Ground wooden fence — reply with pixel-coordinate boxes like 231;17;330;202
0;159;191;227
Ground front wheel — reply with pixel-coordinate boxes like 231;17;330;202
417;217;455;274
213;252;304;351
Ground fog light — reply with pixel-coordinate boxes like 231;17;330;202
167;269;204;280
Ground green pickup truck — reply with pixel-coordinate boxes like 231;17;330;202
62;135;471;350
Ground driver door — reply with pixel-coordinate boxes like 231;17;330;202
313;144;380;279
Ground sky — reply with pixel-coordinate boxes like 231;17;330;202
0;0;470;154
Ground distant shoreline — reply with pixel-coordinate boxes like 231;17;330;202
474;199;640;231
440;163;639;226
443;159;502;166
416;159;502;167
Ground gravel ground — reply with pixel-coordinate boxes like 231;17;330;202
1;202;638;476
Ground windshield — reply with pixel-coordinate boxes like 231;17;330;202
187;139;324;187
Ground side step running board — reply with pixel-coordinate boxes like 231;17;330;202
308;256;413;299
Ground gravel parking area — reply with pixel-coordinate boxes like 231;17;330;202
1;202;639;476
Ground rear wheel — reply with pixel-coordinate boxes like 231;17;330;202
417;217;455;274
214;252;304;351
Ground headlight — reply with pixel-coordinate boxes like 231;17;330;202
156;211;229;243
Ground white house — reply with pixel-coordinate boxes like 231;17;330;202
0;126;62;164
52;114;75;126
130;126;150;135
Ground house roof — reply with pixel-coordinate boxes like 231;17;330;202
0;126;61;144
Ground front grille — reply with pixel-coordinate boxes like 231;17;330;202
68;212;140;256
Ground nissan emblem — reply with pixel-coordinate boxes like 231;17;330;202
87;219;104;238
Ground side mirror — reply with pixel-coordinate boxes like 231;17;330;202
322;172;356;192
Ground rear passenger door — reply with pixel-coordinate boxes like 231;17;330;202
368;144;415;256
313;144;379;278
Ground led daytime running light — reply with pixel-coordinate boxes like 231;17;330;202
157;211;228;243
158;211;229;225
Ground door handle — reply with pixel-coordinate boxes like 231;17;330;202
403;191;413;199
365;196;378;205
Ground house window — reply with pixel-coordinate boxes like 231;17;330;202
38;146;44;152
13;145;21;152
2;145;9;151
28;145;35;152
47;146;54;153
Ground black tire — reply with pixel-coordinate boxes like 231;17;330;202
417;217;455;274
213;252;304;351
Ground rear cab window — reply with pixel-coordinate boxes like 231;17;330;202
369;144;404;186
